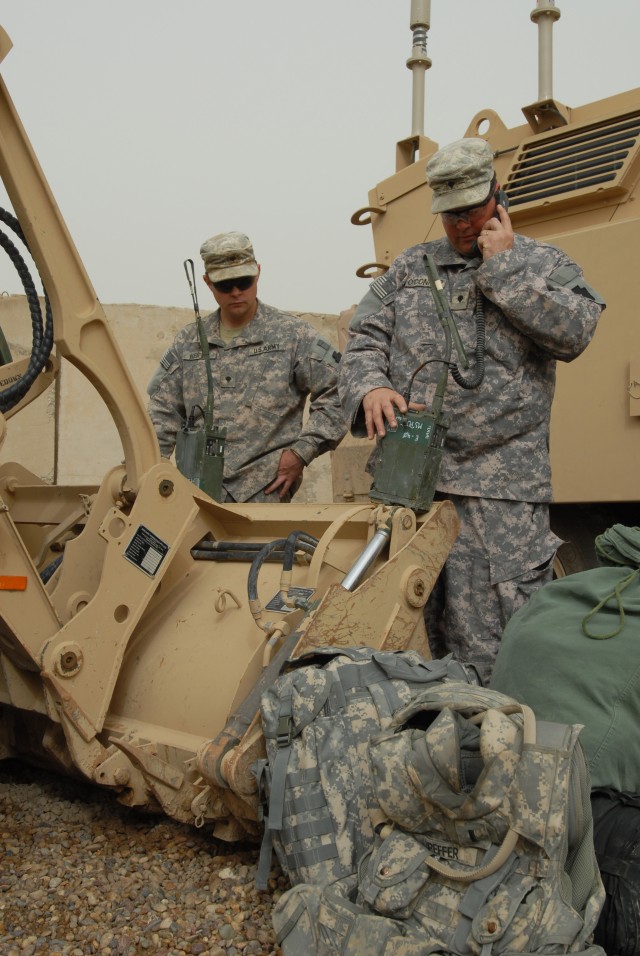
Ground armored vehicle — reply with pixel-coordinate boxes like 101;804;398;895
333;0;639;573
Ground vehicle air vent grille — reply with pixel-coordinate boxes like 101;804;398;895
504;112;640;207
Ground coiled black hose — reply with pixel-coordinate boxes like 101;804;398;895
0;207;54;412
450;293;486;390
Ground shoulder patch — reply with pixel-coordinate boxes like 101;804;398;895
147;347;179;396
159;347;178;371
548;264;606;306
350;271;396;329
370;270;395;302
310;337;341;366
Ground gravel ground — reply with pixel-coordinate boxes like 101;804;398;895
0;759;286;956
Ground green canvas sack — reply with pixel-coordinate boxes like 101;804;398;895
491;524;640;793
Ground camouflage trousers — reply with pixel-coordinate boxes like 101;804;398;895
424;494;561;684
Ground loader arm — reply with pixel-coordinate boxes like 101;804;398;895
0;27;159;492
0;23;460;844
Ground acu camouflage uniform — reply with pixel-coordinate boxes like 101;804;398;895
148;302;347;502
339;234;604;680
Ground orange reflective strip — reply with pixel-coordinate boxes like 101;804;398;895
0;576;27;591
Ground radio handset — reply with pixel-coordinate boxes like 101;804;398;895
471;188;509;258
495;188;509;215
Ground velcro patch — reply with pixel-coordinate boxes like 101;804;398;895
250;343;283;356
310;337;341;366
405;277;431;288
548;264;605;305
370;271;395;302
160;348;178;370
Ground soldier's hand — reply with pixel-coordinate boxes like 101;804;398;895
265;448;305;500
362;387;408;440
478;203;514;260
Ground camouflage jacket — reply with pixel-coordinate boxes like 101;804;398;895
147;302;347;500
339;235;605;502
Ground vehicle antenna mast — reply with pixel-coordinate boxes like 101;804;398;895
407;0;431;138
531;0;561;102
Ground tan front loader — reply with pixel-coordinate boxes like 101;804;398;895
0;27;458;842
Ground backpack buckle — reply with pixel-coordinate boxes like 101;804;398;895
276;714;293;748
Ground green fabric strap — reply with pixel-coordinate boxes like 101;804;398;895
581;525;640;639
581;568;640;639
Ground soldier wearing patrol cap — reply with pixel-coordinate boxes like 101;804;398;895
339;137;606;682
148;231;347;502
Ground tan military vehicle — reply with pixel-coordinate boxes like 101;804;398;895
333;0;639;574
0;23;459;840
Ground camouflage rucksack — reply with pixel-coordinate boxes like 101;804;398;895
255;646;477;890
273;682;606;956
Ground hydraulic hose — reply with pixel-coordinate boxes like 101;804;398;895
247;533;318;604
278;530;320;608
247;532;319;627
282;531;319;575
247;538;289;606
0;207;54;411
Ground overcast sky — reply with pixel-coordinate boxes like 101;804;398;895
1;1;639;318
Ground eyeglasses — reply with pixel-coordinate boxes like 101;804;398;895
441;192;496;225
211;275;255;294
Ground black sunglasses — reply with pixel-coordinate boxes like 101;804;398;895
441;191;497;225
211;275;255;294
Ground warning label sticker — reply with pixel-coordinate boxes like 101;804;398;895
124;525;169;577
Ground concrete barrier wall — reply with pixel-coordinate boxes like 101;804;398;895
0;295;342;503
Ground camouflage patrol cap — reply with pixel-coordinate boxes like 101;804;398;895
200;231;259;282
426;138;495;214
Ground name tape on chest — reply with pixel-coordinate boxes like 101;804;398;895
404;276;431;289
183;343;284;360
250;343;283;356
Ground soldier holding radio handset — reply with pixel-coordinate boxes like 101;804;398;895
470;187;510;259
339;138;605;682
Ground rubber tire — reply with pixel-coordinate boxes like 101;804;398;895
550;503;638;578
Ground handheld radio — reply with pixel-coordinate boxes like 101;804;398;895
369;253;473;514
175;260;226;501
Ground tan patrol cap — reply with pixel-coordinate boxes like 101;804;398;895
200;231;259;282
426;138;495;214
